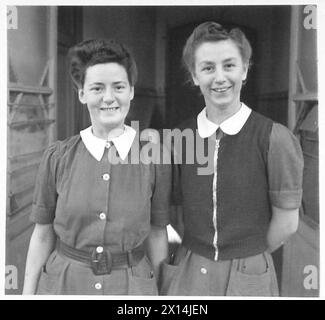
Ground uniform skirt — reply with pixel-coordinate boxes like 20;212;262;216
160;245;279;296
37;250;158;295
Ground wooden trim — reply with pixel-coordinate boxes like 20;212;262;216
293;92;318;101
8;83;53;95
8;102;55;108
8;184;35;198
8;201;32;217
9;149;46;161
8;162;40;176
48;6;58;143
287;6;300;131
8;119;55;129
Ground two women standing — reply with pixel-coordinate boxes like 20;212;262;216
23;22;303;296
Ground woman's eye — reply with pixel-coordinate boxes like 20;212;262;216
115;85;126;91
91;87;102;92
224;63;235;69
202;66;213;72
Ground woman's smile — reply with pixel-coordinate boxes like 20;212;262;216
99;105;121;112
211;85;232;93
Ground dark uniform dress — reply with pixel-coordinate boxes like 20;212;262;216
160;104;303;296
30;125;171;295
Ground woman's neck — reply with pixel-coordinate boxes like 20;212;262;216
206;101;241;125
92;124;125;140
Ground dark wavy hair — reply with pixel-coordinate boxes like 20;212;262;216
183;22;252;79
68;38;138;89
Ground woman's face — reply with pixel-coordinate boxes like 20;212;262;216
192;39;248;112
79;62;134;138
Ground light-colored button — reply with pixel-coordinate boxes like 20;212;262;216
99;212;106;220
96;246;103;253
200;267;208;275
105;141;111;149
95;283;102;290
102;173;110;181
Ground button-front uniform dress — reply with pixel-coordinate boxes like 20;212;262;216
160;103;303;296
31;125;171;295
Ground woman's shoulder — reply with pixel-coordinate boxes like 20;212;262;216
44;134;82;159
270;122;299;145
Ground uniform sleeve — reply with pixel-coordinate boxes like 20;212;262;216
268;123;304;209
30;142;60;224
150;143;172;227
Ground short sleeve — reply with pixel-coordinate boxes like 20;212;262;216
268;123;304;209
150;143;172;227
30;142;60;224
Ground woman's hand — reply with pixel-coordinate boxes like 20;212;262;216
266;206;299;253
145;225;168;280
22;223;56;294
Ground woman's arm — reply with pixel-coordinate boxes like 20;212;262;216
22;223;56;294
146;225;168;280
266;206;299;253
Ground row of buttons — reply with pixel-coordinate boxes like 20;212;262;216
97;141;110;292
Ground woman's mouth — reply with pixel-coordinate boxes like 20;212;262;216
211;86;232;93
100;106;120;112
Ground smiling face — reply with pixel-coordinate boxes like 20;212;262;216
192;40;248;113
78;62;134;139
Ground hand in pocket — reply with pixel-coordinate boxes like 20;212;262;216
240;253;268;275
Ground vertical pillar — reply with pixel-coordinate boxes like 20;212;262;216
48;6;58;143
287;6;300;130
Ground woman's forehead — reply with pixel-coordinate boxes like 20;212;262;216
85;62;128;83
194;40;242;63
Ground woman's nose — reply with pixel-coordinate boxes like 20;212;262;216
103;88;115;104
213;67;226;83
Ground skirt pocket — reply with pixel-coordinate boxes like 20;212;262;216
128;256;158;296
36;267;59;295
159;245;189;295
36;250;62;295
226;252;278;297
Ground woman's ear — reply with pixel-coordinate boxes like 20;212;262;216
191;72;199;86
78;88;86;104
242;63;249;82
130;86;134;101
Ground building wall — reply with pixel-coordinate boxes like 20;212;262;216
7;6;55;294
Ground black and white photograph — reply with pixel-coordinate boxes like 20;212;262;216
3;0;323;301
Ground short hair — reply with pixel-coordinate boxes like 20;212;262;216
68;38;138;89
183;22;252;77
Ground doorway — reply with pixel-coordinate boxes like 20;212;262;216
57;6;87;140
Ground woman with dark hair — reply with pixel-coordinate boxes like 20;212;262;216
23;39;170;295
160;22;303;296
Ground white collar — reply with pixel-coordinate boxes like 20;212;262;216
197;103;252;138
80;125;136;161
